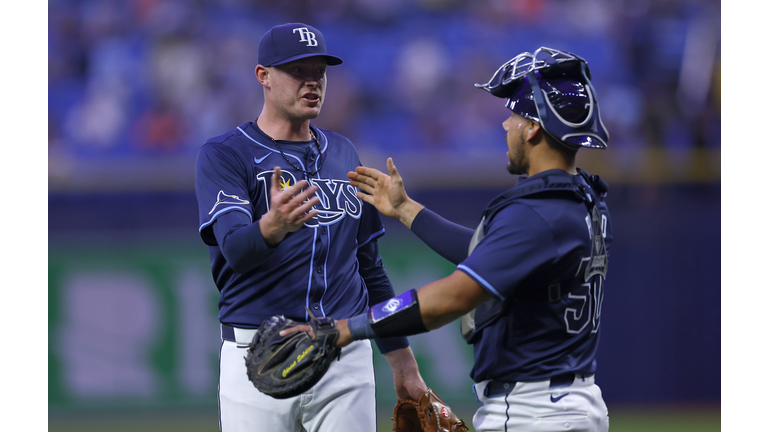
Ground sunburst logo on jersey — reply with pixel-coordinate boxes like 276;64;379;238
279;177;291;191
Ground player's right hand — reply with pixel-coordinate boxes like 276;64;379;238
348;157;424;228
259;166;319;246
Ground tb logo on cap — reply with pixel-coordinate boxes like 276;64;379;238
293;27;318;47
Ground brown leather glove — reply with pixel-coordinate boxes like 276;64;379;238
392;388;469;432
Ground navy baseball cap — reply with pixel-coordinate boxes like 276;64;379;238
258;23;343;67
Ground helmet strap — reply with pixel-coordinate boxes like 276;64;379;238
527;71;549;125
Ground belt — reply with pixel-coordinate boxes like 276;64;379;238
221;324;259;346
484;373;594;398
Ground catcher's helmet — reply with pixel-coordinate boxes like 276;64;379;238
475;47;609;150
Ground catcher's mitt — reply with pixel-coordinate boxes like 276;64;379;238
392;388;469;432
244;315;341;399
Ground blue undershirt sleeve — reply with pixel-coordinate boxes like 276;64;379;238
212;211;276;274
410;208;475;265
357;240;409;354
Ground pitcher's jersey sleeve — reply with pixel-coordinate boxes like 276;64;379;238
195;142;253;246
357;201;386;247
457;204;555;300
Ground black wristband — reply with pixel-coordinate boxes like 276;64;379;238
367;289;428;339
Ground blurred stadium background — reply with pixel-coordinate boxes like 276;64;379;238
47;0;721;431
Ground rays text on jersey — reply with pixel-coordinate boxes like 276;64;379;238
256;171;363;227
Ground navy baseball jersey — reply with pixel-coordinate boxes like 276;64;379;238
195;121;392;328
458;169;612;383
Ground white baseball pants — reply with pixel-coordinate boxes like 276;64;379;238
218;335;376;432
472;374;609;432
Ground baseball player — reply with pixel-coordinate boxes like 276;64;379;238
194;23;427;431
286;47;612;432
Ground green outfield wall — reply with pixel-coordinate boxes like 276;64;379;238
48;236;477;412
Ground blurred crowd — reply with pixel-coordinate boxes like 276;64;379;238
48;0;721;167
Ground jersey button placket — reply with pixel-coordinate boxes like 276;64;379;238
311;233;328;316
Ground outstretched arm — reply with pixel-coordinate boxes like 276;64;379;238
286;270;491;348
280;271;486;399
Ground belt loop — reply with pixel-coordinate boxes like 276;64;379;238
484;381;515;398
549;372;576;389
221;324;235;342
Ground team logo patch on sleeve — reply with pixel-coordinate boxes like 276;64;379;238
382;299;402;313
208;191;250;215
370;291;416;324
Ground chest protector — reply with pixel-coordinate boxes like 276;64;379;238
460;169;608;344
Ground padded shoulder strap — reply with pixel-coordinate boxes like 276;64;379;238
484;172;592;220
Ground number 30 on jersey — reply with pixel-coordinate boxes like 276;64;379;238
565;211;608;335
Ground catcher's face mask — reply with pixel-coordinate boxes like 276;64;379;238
475;47;609;150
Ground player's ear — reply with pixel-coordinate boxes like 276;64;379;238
526;120;542;143
255;65;270;87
